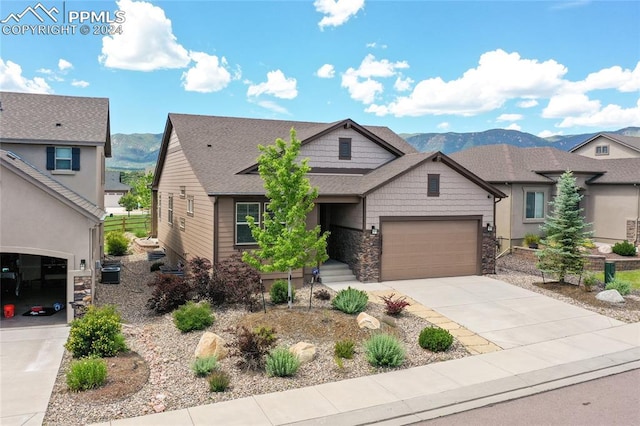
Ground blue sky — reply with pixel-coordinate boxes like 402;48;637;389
1;0;639;137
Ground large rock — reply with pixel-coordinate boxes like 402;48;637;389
597;244;613;254
289;342;316;363
194;332;228;360
596;289;625;304
357;312;380;330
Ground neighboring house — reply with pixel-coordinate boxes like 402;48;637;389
152;114;505;284
570;133;640;159
451;144;640;251
105;170;131;208
0;91;110;322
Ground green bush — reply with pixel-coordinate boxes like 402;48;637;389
582;271;598;290
265;347;300;377
418;327;454;352
66;357;108;391
364;333;405;367
173;301;214;332
208;370;230;392
523;233;541;247
605;279;632;296
331;287;368;314
65;305;128;358
191;356;218;377
334;339;355;359
269;279;295;304
612;240;637;256
134;229;148;238
105;231;129;256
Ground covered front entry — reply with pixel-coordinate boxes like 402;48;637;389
380;217;481;281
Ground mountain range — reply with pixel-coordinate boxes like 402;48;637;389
105;127;640;171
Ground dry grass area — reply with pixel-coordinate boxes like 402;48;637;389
533;281;640;311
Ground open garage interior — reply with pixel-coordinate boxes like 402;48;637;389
381;218;481;281
0;253;68;328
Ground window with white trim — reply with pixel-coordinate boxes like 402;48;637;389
179;217;185;231
158;193;162;221
180;186;186;198
235;202;260;245
187;195;194;216
525;191;545;219
168;193;174;225
46;146;80;171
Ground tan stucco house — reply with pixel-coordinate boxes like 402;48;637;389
451;144;640;252
570;133;640;159
0;91;110;322
105;171;131;209
152;115;505;284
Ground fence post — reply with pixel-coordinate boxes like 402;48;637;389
121;216;126;232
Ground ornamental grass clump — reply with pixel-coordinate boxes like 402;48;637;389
173;301;214;332
334;339;355;359
331;287;368;314
605;278;632;296
191;356;218;377
265;347;300;377
208;370;231;392
364;333;405;367
66;357;108;391
418;327;454;352
65;305;128;359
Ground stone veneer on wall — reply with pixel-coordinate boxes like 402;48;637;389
482;226;497;274
627;220;640;244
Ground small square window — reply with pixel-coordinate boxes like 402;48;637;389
595;145;609;156
339;138;351;160
427;174;440;197
179;217;185;231
179;186;186;198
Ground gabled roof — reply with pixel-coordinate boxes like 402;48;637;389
0;149;105;221
0;91;111;157
570;132;640;153
105;171;130;191
450;144;607;183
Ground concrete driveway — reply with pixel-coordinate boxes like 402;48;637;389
0;325;68;426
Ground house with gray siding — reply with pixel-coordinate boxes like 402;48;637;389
152;114;505;285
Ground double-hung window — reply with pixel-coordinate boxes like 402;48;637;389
525;191;545;220
168;194;174;225
187;196;194;216
158;193;162;221
427;174;440;197
46;146;80;171
339;138;352;160
236;202;260;245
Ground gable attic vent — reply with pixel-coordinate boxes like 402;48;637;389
55;123;62;127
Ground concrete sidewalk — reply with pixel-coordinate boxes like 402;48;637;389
91;276;640;426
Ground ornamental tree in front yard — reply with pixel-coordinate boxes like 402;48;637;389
242;128;329;308
536;171;592;283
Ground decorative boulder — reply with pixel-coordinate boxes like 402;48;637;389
596;289;625;304
289;342;316;363
597;245;613;254
357;312;380;330
195;332;228;360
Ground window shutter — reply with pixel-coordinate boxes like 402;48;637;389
46;147;55;170
72;148;80;171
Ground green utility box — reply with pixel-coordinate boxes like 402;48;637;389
604;261;616;284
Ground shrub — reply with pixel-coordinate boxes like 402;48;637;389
191;355;218;377
314;289;331;301
134;229;148;238
211;254;262;310
582;271;598;291
334;339;355;359
187;257;214;301
66;357;108;391
269;279;295;304
605;279;632;296
231;325;277;370
208;370;230;392
331;287;368;314
265;347;300;377
612;240;637;256
173;301;214;332
418;327;454;352
105;231;129;256
65;305;128;358
146;273;192;314
379;293;411;316
523;233;541;247
364;333;405;367
150;261;164;272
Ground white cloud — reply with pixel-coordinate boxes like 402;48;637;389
517;99;539;108
316;64;335;79
71;80;90;88
247;70;298;99
394;76;413;92
542;93;600;118
181;52;232;93
36;68;53;75
341;54;409;104
58;59;73;71
497;113;523;121
0;59;52;93
253;100;290;115
437;122;450;130
99;0;190;71
368;50;567;117
505;123;521;131
315;0;365;30
556;99;640;128
568;62;640;93
538;130;564;138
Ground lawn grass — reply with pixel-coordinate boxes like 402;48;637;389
595;269;640;289
104;214;150;236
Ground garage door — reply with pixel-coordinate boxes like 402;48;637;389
381;219;480;281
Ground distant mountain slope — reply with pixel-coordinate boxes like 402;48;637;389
106;133;162;170
401;127;640;154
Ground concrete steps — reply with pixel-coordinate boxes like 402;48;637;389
318;260;357;284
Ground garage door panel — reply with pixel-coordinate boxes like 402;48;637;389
381;220;479;281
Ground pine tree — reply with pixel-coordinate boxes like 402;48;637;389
536;171;591;283
242;128;329;308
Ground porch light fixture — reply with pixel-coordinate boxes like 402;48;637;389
371;225;378;235
487;224;493;232
80;259;86;271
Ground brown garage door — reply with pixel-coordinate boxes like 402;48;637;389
381;219;480;281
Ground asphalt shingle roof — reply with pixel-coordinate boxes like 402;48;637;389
105;171;131;191
570;132;640;153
